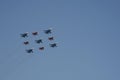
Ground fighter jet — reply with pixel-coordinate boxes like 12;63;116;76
35;39;43;44
39;47;44;50
32;32;38;36
50;43;57;47
23;41;29;45
44;28;52;34
26;48;34;53
20;32;28;38
48;37;54;41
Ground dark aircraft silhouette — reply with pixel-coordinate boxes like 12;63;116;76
35;39;43;44
32;32;38;36
44;28;52;34
50;43;57;47
39;47;44;50
26;48;34;53
48;37;54;41
23;41;29;45
21;32;28;38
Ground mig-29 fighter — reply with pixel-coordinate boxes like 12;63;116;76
48;37;54;41
39;47;44;50
32;32;38;36
23;41;29;45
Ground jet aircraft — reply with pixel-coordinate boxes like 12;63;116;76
50;43;57;47
44;28;52;34
35;39;43;44
32;32;38;36
39;47;44;50
26;48;34;53
21;32;28;38
48;37;54;41
23;41;29;45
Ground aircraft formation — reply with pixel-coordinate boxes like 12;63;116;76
20;28;57;53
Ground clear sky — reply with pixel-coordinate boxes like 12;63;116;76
0;0;120;80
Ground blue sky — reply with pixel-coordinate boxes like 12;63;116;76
0;0;120;80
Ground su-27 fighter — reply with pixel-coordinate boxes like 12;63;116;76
20;32;28;38
50;43;57;47
26;48;34;53
44;28;52;34
35;39;43;44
